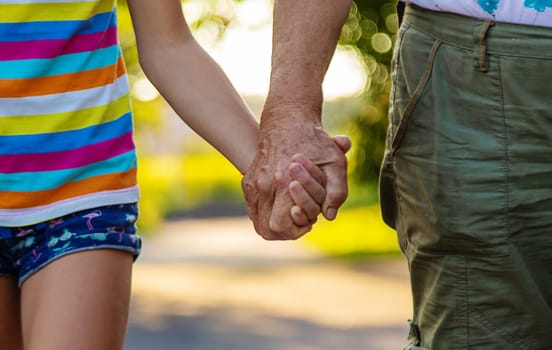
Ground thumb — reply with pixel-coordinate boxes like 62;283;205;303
332;135;352;154
320;159;348;221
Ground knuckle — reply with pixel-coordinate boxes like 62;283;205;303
269;219;285;234
293;194;309;208
241;176;252;191
328;188;348;205
298;172;315;186
306;207;321;220
313;190;327;205
273;173;288;192
255;223;280;241
300;200;321;217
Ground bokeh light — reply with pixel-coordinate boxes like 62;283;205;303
371;32;392;53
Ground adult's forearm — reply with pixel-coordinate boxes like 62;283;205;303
266;0;352;117
243;0;352;238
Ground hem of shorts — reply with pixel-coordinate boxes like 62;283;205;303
18;245;141;287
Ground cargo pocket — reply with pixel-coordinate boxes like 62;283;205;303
391;38;441;153
379;25;441;231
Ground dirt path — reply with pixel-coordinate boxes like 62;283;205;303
125;217;412;350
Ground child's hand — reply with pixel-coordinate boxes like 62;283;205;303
288;136;352;227
288;154;327;227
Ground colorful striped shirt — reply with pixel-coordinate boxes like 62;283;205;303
0;0;139;226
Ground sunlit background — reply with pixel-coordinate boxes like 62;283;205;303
118;0;411;349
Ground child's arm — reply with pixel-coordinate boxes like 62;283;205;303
127;0;257;174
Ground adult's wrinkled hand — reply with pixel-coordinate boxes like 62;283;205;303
241;106;349;240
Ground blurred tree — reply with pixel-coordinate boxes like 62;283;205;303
340;0;398;184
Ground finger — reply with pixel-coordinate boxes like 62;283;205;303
320;159;348;221
267;169;296;237
288;180;322;220
269;186;311;240
291;205;317;227
332;135;352;154
290;205;310;227
260;197;286;240
242;173;282;240
290;154;327;187
288;161;326;205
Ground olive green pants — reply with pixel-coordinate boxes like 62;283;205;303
380;5;552;349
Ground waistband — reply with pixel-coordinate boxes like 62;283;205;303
404;4;552;58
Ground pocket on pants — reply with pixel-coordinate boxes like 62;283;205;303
388;26;441;154
379;26;441;232
390;35;510;256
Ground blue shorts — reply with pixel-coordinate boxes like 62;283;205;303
0;203;141;286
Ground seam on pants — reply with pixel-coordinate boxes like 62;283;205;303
392;40;442;154
471;311;531;349
455;256;468;350
497;55;511;239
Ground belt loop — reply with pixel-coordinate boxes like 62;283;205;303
475;20;495;72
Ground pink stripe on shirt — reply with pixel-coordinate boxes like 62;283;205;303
0;132;134;173
0;27;118;61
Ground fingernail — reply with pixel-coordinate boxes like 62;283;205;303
326;208;337;220
289;163;298;174
289;163;302;177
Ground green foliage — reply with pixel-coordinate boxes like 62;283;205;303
304;205;400;259
342;0;398;184
136;152;244;233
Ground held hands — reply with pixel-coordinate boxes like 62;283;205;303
241;105;351;240
288;135;351;228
